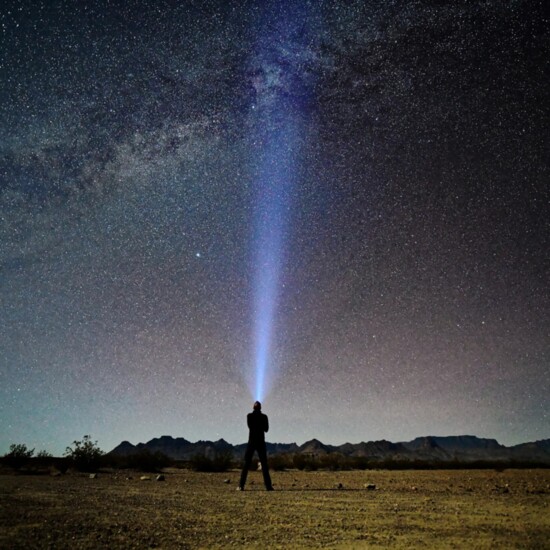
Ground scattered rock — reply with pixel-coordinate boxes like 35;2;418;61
89;473;98;479
336;483;344;489
140;476;151;481
155;474;165;482
223;479;231;484
365;483;376;490
411;486;418;491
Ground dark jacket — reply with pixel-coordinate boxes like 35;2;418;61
247;410;269;443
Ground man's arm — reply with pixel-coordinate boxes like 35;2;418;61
264;414;269;433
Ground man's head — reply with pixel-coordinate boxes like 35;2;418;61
253;401;261;411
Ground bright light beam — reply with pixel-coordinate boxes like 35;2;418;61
253;123;297;401
248;3;311;402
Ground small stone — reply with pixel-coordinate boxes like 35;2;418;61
365;483;376;490
411;486;418;491
140;476;151;481
155;474;165;481
224;479;231;484
336;483;344;489
89;473;98;479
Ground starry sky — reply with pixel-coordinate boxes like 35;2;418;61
1;0;548;456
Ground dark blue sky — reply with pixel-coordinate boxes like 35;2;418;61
1;0;548;455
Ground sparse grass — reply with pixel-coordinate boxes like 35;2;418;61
0;469;548;548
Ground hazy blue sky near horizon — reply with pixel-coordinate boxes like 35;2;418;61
1;0;548;456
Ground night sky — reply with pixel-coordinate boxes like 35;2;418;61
1;0;548;456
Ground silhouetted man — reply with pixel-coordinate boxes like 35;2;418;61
238;401;273;491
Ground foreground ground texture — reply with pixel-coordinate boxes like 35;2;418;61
1;469;549;549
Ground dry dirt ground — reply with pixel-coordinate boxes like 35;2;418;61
1;468;549;549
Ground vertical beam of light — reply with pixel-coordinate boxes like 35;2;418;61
253;123;297;401
248;2;311;402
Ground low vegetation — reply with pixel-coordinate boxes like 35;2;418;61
4;437;549;475
1;468;548;548
64;435;104;472
104;449;171;472
3;444;35;470
189;450;234;472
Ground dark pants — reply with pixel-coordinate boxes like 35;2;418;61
239;441;273;490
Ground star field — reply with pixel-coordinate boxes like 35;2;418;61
1;0;548;455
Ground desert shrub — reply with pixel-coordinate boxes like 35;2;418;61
104;449;171;471
36;450;53;458
189;453;211;472
25;450;57;474
65;435;104;472
127;450;171;472
293;454;319;471
4;443;35;470
320;453;347;471
269;453;293;471
103;450;171;471
349;456;371;470
190;450;234;472
213;450;234;471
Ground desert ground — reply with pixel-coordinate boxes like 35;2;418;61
1;468;548;549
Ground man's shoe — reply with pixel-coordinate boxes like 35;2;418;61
236;487;244;491
266;487;274;491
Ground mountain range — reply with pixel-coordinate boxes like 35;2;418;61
109;435;550;465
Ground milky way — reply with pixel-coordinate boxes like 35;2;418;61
1;0;548;455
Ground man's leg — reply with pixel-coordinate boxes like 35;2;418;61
257;445;273;490
239;444;255;489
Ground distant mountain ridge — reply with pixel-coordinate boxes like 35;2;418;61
109;435;550;465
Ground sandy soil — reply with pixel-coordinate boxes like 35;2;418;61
1;468;549;549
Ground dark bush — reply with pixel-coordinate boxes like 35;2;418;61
350;456;371;470
104;449;171;472
293;454;319;471
190;450;234;472
4;443;35;470
64;435;104;472
320;453;348;471
269;453;293;471
127;450;171;472
36;450;53;458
